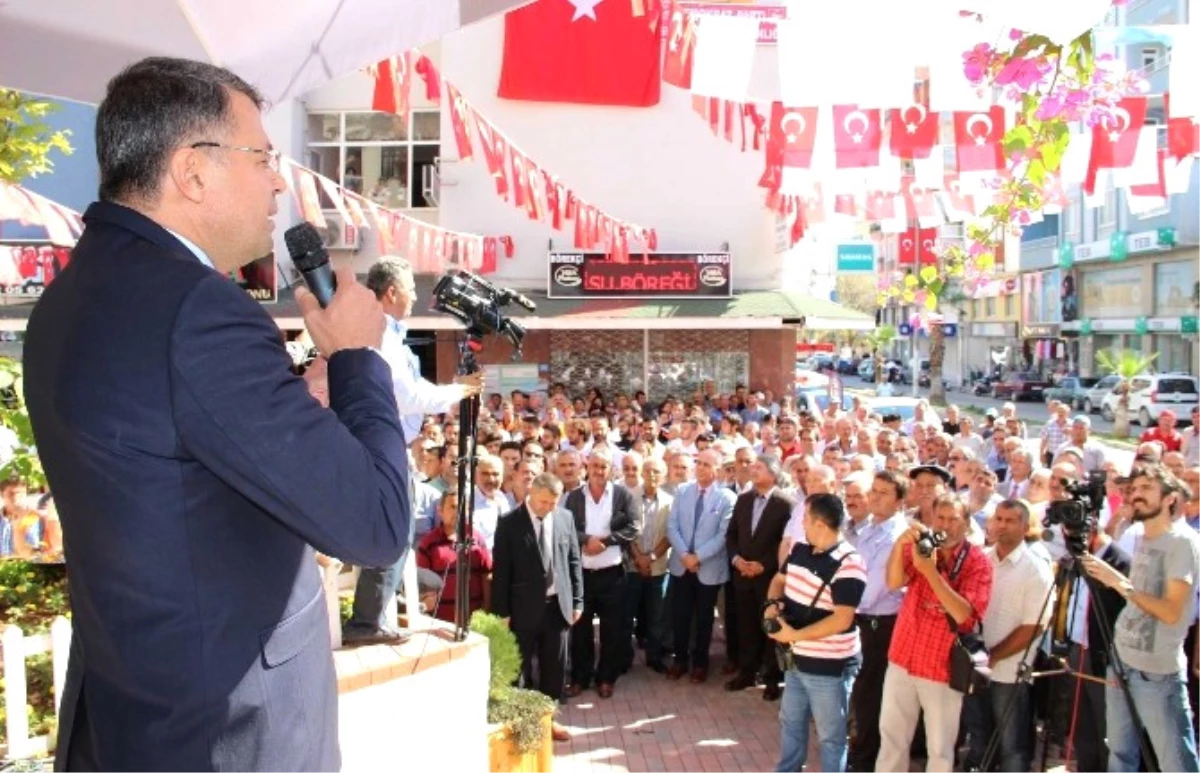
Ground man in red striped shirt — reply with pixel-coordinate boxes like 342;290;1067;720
875;492;993;773
763;492;867;773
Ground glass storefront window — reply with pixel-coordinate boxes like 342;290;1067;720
550;349;644;397
647;351;749;403
306;110;439;208
1156;334;1194;374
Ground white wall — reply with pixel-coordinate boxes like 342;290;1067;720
435;15;783;291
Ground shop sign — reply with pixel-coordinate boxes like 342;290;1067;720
1182;316;1199;334
1072;227;1177;263
836;243;875;273
548;252;732;299
1023;324;1057;338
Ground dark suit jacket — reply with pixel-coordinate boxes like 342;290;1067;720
23;202;412;772
725;489;793;587
492;505;584;631
563;483;639;553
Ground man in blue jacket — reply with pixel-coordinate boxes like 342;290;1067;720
23;57;411;772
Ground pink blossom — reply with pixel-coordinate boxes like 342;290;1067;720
1008;28;1025;40
996;57;1050;90
962;44;995;84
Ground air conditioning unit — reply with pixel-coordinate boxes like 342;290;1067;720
319;212;361;251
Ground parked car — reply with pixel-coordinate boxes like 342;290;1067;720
797;387;855;416
867;396;922;422
1043;376;1100;409
1081;375;1121;414
1100;373;1199;426
991;371;1052;401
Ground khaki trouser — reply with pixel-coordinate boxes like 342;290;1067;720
875;663;963;773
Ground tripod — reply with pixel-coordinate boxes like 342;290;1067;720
978;551;1155;772
452;332;484;642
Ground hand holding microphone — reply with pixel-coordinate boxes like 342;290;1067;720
288;222;385;356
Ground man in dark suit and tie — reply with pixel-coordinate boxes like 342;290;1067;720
563;448;639;698
492;473;584;743
22;58;412;772
724;454;793;700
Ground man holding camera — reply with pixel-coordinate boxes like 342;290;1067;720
876;484;993;773
1082;463;1200;772
343;256;484;646
764;493;866;773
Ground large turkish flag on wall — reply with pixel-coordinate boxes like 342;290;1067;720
498;0;662;107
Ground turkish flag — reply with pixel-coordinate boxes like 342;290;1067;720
902;176;939;224
940;173;977;221
1165;93;1200;160
953;106;1006;173
446;84;475;161
662;0;696;89
498;0;661;107
770;103;818;170
917;227;938;265
831;105;883;169
1129;148;1167;198
1090;96;1147;170
898;228;917;264
864;190;897;221
888;102;939;160
370;54;411;118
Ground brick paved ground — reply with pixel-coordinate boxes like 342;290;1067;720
551;625;812;773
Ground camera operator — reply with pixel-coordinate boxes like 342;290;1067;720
343;256;485;646
876;491;993;773
962;499;1055;772
1082;463;1200;772
763;493;867;773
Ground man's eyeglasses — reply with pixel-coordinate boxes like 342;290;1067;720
190;141;281;172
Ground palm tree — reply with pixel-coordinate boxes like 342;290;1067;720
1094;348;1158;438
864;325;897;387
928;323;946;405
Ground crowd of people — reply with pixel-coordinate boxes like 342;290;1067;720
338;377;1200;772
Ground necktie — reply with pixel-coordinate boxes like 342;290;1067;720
536;517;550;571
690;489;705;552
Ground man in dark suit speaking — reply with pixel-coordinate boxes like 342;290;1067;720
492;472;584;742
22;58;412;772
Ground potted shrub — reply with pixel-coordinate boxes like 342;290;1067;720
469;611;556;773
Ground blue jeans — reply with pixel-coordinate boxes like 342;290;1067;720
1106;666;1199;773
776;664;859;772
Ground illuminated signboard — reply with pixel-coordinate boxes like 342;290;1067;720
548;252;732;299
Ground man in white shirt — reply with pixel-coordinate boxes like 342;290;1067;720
964;499;1054;772
344;256;483;646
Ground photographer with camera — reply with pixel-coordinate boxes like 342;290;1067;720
343;256;485;647
762;492;866;773
876;484;993;773
1082;463;1200;772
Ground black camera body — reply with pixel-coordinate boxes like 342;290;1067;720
430;270;534;352
916;528;947;558
1044;469;1105;556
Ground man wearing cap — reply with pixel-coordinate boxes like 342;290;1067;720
1141;410;1184;453
907;464;952;527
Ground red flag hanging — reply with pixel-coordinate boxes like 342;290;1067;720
414;54;442;103
953;106;1006;173
498;0;661;106
370;54;412;119
1164;93;1199;161
888;101;939;160
898;227;918;264
917;227;938;265
831;105;883;169
447;84;475;161
1129;148;1167;198
662;0;696;89
1089;96;1147;170
901;176;939;223
864;190;897;221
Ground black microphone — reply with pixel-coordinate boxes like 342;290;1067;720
284;222;336;307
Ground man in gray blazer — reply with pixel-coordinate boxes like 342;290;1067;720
665;449;737;682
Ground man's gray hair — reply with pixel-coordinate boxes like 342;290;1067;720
366;256;414;301
757;453;784;486
530;472;565;497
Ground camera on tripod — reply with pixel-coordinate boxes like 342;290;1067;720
916;527;947;558
430;270;535;353
1044;469;1105;557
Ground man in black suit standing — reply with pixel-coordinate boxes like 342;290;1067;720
23;58;411;771
492;472;583;743
563;448;639;699
724;454;793;700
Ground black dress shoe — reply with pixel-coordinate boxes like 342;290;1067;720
724;674;756;691
646;660;666;674
763;683;782;701
341;626;411;647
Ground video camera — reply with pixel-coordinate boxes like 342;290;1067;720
1044;469;1106;556
430;270;535;353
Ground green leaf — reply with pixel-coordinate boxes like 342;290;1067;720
1004;125;1035;156
1039;142;1063;172
924;293;939;311
1027;158;1048;186
0;89;74;184
927;278;945;296
904;274;919;288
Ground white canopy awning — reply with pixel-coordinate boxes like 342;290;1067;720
0;0;532;105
